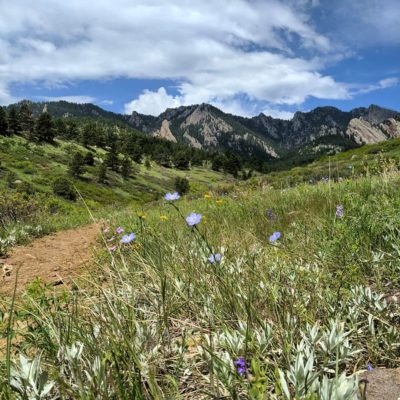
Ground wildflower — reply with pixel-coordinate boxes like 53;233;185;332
108;245;117;253
120;233;136;244
269;231;281;243
216;199;223;205
204;193;212;199
367;363;374;372
208;253;222;264
234;357;246;375
336;205;344;219
116;227;124;234
137;211;146;219
186;212;202;226
267;208;274;219
165;192;180;201
160;215;169;221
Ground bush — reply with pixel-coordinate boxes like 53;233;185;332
0;192;39;228
52;177;76;201
174;176;190;195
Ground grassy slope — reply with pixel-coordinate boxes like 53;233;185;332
264;136;400;187
0;135;234;254
1;168;400;398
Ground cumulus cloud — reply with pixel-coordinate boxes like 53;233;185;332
124;87;183;116
0;0;395;114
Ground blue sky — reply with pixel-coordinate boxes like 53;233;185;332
1;0;399;119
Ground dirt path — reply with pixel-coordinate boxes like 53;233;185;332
0;223;101;296
360;368;400;400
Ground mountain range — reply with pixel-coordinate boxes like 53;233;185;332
9;101;400;160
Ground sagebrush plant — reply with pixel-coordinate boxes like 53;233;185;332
1;173;400;399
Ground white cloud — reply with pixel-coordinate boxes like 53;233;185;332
124;87;184;116
0;0;351;114
3;0;396;115
262;108;294;120
37;95;96;103
351;77;399;95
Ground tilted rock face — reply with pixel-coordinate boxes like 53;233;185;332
346;118;400;145
154;119;177;143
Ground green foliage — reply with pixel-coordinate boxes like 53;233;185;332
0;191;39;228
52;177;76;200
18;102;34;135
84;152;95;166
7;107;21;136
174;176;190;194
68;152;86;178
34;112;55;142
121;155;132;179
0;107;8;135
97;162;107;184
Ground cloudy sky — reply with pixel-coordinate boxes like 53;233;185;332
1;0;399;118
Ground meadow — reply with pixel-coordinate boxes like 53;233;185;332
1;160;400;398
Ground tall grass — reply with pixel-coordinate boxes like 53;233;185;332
1;173;400;399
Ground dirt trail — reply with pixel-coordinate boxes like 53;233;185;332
1;223;101;296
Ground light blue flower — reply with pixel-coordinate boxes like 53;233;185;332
269;231;281;243
336;205;344;218
208;253;222;264
116;227;124;234
120;232;136;244
165;192;180;201
186;212;202;226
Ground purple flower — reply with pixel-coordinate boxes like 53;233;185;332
234;357;246;375
336;205;344;219
208;253;222;264
116;227;124;234
165;192;180;201
108;245;117;253
120;233;136;244
186;212;202;226
267;208;274;219
269;231;281;243
367;363;374;372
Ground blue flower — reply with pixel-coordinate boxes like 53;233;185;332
165;192;180;201
120;233;136;244
208;253;222;264
186;212;202;226
336;205;344;219
269;231;281;243
234;357;246;375
367;363;374;372
116;227;124;234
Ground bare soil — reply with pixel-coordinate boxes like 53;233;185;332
0;223;101;296
360;368;400;400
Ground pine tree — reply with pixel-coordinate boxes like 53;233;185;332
54;118;68;138
34;112;55;142
81;122;96;147
68;152;86;178
0;107;8;136
97;162;107;183
106;141;119;171
8;107;21;136
19;103;34;135
173;150;190;170
121;156;132;179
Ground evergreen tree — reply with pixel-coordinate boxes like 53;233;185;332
0;107;8;136
223;153;241;177
97;162;107;183
211;155;224;171
174;176;190;195
81;122;96;147
121;156;132;179
68;152;86;178
173;150;190;170
8;107;21;136
34;112;55;142
84;152;95;166
19;103;34;135
66;121;79;140
106;141;119;171
54;118;68;138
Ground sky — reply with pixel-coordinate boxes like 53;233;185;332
0;0;399;119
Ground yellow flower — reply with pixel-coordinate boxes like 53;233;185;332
216;199;224;205
204;193;212;199
160;215;169;221
137;211;147;219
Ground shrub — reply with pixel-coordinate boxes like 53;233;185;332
0;192;39;228
52;177;76;201
174;176;190;195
